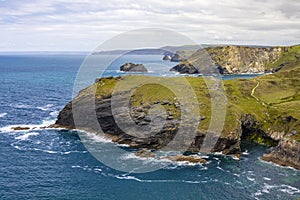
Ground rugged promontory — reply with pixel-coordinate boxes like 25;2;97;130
171;45;294;74
54;45;300;169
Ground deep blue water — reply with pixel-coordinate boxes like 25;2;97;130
0;54;299;200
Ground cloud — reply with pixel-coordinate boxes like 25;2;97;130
0;0;299;51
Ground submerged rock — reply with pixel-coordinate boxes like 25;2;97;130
164;155;207;164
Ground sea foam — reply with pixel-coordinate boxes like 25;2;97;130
15;132;40;140
37;104;53;111
0;113;7;118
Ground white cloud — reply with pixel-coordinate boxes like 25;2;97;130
0;0;299;51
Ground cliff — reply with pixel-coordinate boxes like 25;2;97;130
262;139;300;170
171;45;299;74
54;45;300;169
170;50;196;62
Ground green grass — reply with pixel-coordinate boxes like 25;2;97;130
130;83;181;119
90;69;300;143
95;77;118;98
266;45;300;70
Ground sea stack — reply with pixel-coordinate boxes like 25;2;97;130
162;55;172;60
120;62;148;72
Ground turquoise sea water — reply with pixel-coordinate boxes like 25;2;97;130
0;54;299;199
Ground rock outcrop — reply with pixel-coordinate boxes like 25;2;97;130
163;155;207;164
134;149;207;164
171;45;292;74
170;50;195;62
162;55;172;61
262;139;300;170
135;149;156;158
170;62;201;74
120;63;148;72
12;126;30;131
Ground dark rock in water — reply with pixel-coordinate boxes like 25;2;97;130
120;63;147;72
262;139;300;170
164;155;207;164
12;126;30;131
170;62;200;74
170;53;181;62
162;55;172;61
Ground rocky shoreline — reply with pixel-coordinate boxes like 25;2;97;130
53;77;300;169
262;139;300;170
53;99;300;169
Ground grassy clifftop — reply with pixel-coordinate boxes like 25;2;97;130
90;61;300;144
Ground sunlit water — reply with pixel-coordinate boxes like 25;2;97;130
0;54;299;199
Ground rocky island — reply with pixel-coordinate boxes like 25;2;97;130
162;55;172;60
120;62;148;72
54;45;300;169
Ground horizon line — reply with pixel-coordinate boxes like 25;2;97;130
0;43;299;54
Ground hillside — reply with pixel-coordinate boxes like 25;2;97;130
171;45;300;74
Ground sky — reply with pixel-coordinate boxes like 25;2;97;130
0;0;299;51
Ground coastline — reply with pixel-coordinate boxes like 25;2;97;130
48;123;300;171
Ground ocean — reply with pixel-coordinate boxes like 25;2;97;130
0;54;299;200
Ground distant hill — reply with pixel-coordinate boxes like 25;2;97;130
91;44;214;56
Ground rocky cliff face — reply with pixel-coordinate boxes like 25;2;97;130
170;50;195;62
54;74;300;167
262;139;300;170
55;77;239;154
171;46;291;74
55;88;241;156
55;92;299;166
